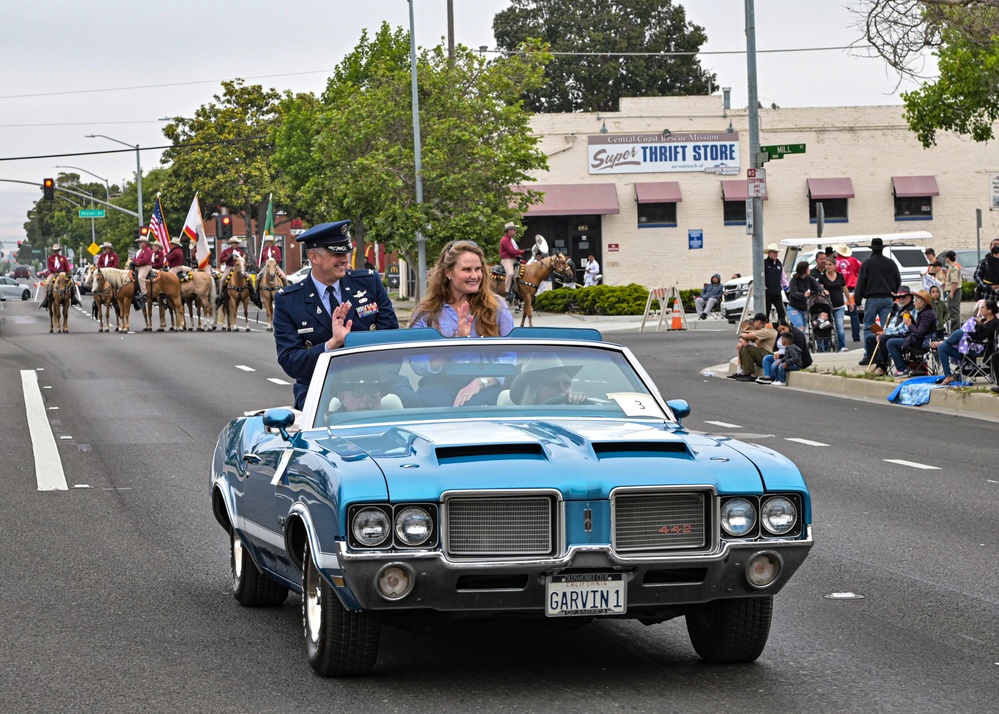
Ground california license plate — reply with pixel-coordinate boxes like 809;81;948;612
545;573;626;617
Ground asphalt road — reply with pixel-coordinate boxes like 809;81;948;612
1;297;996;713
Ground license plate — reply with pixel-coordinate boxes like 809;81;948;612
545;573;626;617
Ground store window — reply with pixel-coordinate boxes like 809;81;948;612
637;202;678;227
723;200;747;225
809;198;848;223
894;196;933;221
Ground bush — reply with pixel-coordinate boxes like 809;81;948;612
534;284;668;315
962;280;975;302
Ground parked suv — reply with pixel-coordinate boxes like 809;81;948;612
12;265;30;279
721;232;932;323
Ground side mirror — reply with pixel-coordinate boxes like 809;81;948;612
666;399;690;424
262;407;296;441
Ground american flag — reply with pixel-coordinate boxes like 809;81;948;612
149;195;171;253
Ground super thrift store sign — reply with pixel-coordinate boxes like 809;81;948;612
588;132;740;175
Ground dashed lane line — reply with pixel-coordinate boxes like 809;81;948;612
235;365;256;372
883;459;941;471
268;378;291;385
703;420;742;429
19;370;68;491
785;437;829;447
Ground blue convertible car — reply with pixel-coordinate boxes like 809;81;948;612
211;328;813;676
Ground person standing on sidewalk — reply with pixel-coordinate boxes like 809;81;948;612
835;243;863;343
943;251;963;330
854;237;900;362
763;244;787;324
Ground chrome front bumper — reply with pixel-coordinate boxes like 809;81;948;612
333;527;813;615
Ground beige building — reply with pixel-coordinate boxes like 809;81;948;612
520;95;999;288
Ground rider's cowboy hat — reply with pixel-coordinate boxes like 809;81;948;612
100;242;114;249
504;222;518;231
227;236;242;244
52;243;62;251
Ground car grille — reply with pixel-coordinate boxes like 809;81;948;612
613;492;708;552
445;496;554;557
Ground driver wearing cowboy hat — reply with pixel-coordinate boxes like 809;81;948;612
41;243;81;308
509;354;587;405
96;242;119;269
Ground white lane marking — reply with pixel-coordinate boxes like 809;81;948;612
268;378;291;386
59;436;73;440
43;386;52;389
20;370;68;491
883;459;941;471
785;437;828;447
704;420;742;429
235;365;256;372
48;406;59;410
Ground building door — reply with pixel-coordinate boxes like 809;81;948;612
568;216;601;286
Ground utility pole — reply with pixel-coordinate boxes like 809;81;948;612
408;0;427;298
745;0;765;318
447;0;455;61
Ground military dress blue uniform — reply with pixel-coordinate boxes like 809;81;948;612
273;221;398;409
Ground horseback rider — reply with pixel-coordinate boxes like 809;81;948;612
216;236;245;307
255;235;284;305
499;221;525;304
41;243;81;308
96;242;119;269
131;234;154;310
165;238;189;277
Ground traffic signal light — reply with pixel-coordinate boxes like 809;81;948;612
133;225;150;239
217;214;233;240
43;178;54;200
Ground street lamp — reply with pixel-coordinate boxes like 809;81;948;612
85;134;143;225
54;165;110;203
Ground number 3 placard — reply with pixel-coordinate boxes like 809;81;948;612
607;392;664;418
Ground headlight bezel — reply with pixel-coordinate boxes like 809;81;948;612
760;495;800;537
395;506;434;547
347;503;439;550
349;506;392;548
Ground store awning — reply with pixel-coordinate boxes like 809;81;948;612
634;182;683;203
807;177;855;200
892;175;939;198
518;183;620;216
721;180;768;201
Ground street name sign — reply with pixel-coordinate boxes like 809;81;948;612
78;209;106;218
760;143;806;160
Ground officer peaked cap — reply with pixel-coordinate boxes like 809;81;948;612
297;220;353;254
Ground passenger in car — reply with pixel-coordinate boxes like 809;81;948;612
509;355;586;405
327;368;402;413
409;240;514;407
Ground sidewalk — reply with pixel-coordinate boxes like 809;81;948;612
709;345;999;421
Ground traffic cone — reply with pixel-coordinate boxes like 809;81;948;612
671;296;684;330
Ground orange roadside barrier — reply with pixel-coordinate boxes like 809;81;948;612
671;296;684;330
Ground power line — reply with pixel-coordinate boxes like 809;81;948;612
487;44;870;57
0;135;267;163
0;120;166;128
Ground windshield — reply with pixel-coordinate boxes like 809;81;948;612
314;342;664;428
890;248;931;268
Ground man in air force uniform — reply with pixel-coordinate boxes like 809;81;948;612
273;220;398;410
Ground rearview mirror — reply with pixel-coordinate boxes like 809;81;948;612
666;399;690;423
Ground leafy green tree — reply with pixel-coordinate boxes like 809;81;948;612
493;0;715;113
272;24;550;272
857;0;999;146
161;80;282;248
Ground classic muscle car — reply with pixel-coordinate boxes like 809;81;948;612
211;327;813;676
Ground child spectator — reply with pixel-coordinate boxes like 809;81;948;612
771;332;802;386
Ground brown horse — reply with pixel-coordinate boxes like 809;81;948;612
143;269;187;332
98;267;138;332
491;253;575;327
89;267;120;332
221;255;251;332
257;258;286;331
177;269;217;331
48;271;73;333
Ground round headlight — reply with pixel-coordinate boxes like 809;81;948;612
352;508;390;547
720;497;757;537
395;506;433;547
760;497;798;535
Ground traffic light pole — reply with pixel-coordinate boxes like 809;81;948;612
0;179;140;218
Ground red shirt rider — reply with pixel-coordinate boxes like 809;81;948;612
499;230;525;261
96;245;119;269
258;241;282;266
133;241;153;267
166;242;184;268
151;244;166;269
219;240;245;267
48;250;70;274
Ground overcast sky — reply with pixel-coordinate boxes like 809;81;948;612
0;0;929;253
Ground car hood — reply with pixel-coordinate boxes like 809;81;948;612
321;419;800;502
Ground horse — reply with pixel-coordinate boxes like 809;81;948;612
257;258;286;331
98;267;138;332
176;269;217;331
221;254;252;332
48;271;73;333
89;267;120;332
491;253;575;327
142;268;186;332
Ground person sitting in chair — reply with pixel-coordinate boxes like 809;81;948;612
695;274;723;319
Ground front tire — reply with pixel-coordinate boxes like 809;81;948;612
685;596;772;663
22;290;30;301
231;529;288;607
302;541;380;677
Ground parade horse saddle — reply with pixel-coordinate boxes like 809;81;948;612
178;270;194;283
490;264;506;278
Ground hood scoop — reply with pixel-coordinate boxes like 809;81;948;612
435;443;546;464
592;441;692;459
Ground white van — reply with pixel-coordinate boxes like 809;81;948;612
721;231;932;323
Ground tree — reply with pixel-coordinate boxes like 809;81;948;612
161;80;282;249
272;24;550;272
856;0;999;146
493;0;715;113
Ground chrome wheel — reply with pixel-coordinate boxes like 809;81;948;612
304;556;322;644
